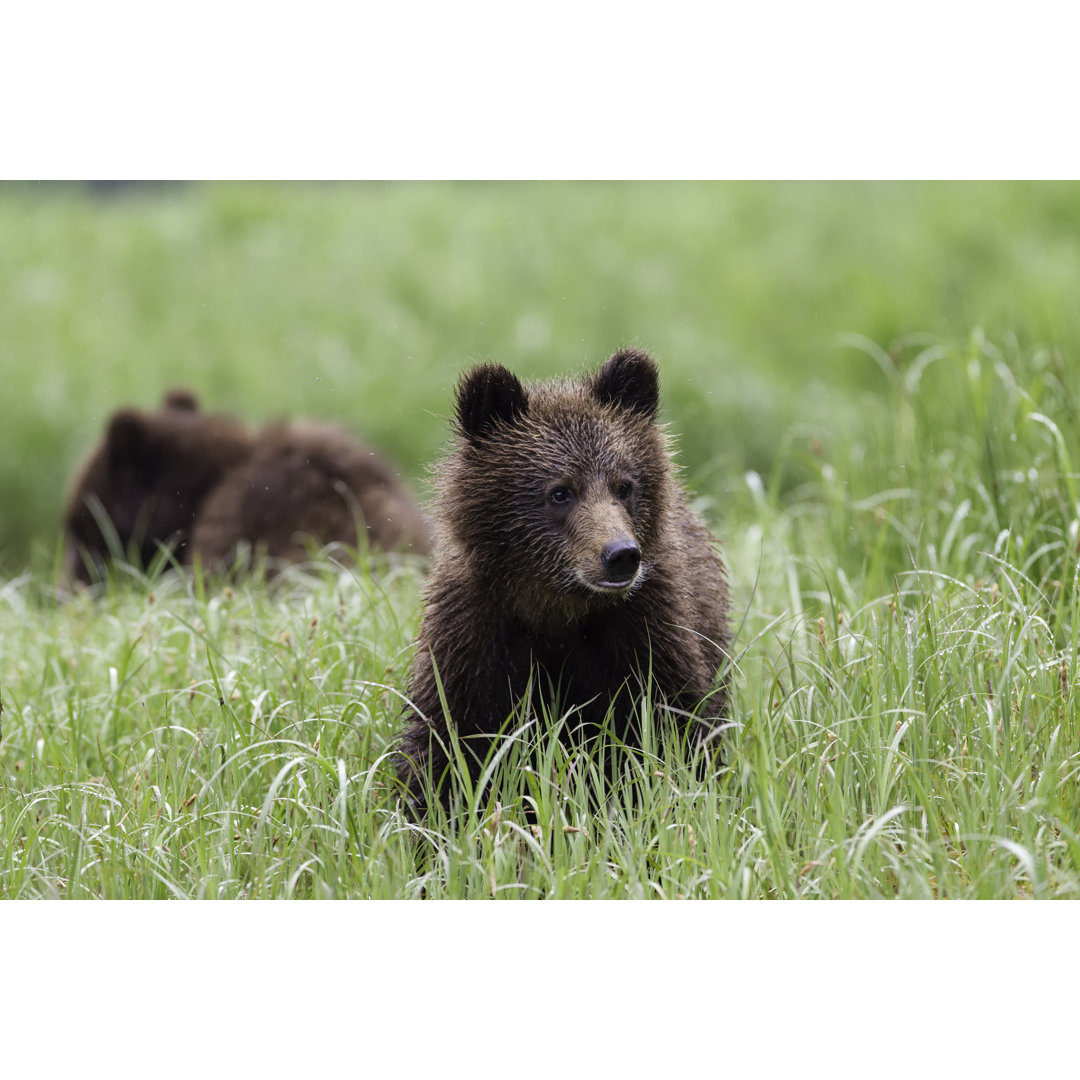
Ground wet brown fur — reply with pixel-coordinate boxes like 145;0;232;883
397;348;731;810
63;391;432;582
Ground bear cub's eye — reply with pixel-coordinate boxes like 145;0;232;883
615;480;634;501
549;486;576;505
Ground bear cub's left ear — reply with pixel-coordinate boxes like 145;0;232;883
591;348;660;419
163;389;200;412
455;363;529;444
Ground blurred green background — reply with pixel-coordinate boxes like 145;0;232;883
2;181;1079;574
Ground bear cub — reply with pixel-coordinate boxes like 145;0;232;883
397;347;731;810
63;390;249;581
64;390;432;582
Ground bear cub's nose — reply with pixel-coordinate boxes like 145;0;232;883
601;538;641;583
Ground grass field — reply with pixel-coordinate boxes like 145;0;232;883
3;181;1080;898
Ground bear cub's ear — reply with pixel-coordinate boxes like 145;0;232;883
455;363;529;444
163;389;200;412
591;348;660;419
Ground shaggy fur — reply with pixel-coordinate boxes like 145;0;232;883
397;348;731;810
63;391;432;582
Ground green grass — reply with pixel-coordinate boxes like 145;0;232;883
4;182;1080;898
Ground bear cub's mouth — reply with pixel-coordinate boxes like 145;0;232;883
575;565;646;595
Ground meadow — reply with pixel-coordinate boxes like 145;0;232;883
3;181;1080;898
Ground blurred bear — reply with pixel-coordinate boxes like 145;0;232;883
63;390;251;582
63;390;432;583
190;419;434;568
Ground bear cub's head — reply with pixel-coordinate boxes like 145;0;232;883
439;348;674;620
63;390;252;582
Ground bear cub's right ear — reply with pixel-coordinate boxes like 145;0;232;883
455;363;529;444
